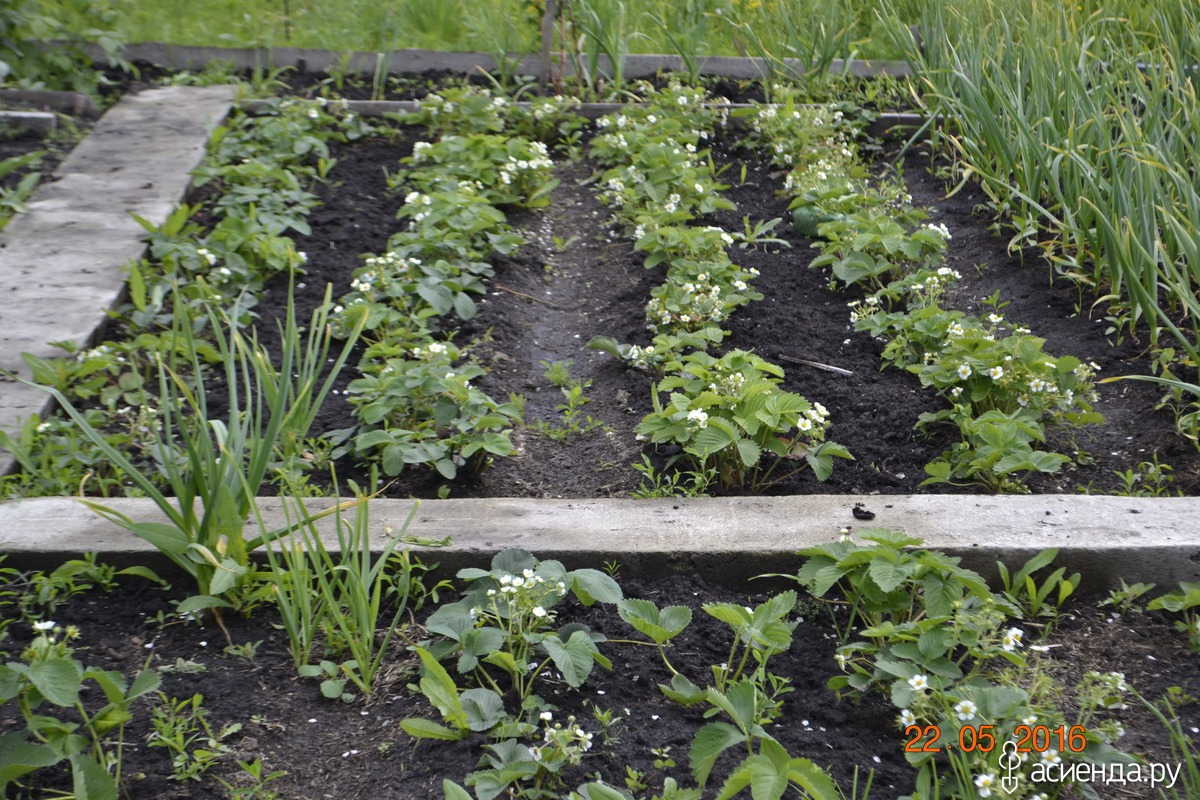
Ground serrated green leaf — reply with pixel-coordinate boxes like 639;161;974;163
28;658;83;707
571;568;623;606
690;721;746;787
868;557;912;593
0;734;59;789
70;752;118;800
460;688;506;732
541;630;601;688
703;602;750;628
658;672;706;706
618;598;691;644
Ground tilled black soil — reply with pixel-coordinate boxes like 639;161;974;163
260;120;1200;499
2;575;1196;799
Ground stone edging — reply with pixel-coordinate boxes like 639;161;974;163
0;86;236;477
1;496;1197;590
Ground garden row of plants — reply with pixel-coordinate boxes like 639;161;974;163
893;0;1200;447
584;82;852;494
715;87;1105;493
5;522;1199;798
323;90;590;482
0;76;1178;499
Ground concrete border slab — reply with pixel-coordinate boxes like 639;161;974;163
0;86;235;475
1;495;1197;590
0;111;56;135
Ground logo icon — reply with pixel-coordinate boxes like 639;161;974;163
1000;740;1021;793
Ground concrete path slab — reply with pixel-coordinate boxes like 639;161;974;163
0;86;235;474
1;495;1196;589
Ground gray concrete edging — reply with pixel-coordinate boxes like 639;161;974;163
1;495;1197;590
0;86;236;478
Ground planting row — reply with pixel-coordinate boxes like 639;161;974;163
4;524;1199;798
2;80;1193;499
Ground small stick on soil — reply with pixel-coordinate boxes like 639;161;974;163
778;355;854;377
492;284;572;311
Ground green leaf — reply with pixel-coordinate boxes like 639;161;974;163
658;672;706;706
805;441;853;481
414;647;467;730
753;591;796;624
921;460;954;485
735;436;762;467
442;779;474;800
708;679;760;732
691;721;746;787
721;739;794;800
576;783;631;800
320;678;349;700
920;573;962;619
571;568;624;606
175;595;234;615
28;658;83;707
618;598;692;644
124;522;191;556
460;688;506;732
453;292;476;320
541;630;602;688
70;752;118;800
690;419;739;457
0;734;59;789
425;603;475;643
585;336;626;360
458;627;505;673
704;602;750;628
401;718;468;741
204;555;247;598
868;556;912;594
126;669;161;701
691;719;744;786
801;563;848;597
492;548;537;575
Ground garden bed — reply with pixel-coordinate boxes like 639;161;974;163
3;83;1200;800
2;565;1197;799
253;118;1200;500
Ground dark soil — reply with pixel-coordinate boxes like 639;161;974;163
2;573;1196;800
258;119;1200;500
0;121;91;197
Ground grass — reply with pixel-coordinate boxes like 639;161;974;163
36;0;1174;62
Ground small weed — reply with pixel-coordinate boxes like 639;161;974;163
630;455;713;499
650;746;676;769
148;693;241;781
223;640;264;664
159;658;208;675
1099;580;1156;615
552;234;580;252
1080;456;1181;497
531;360;606;441
218;758;287;800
